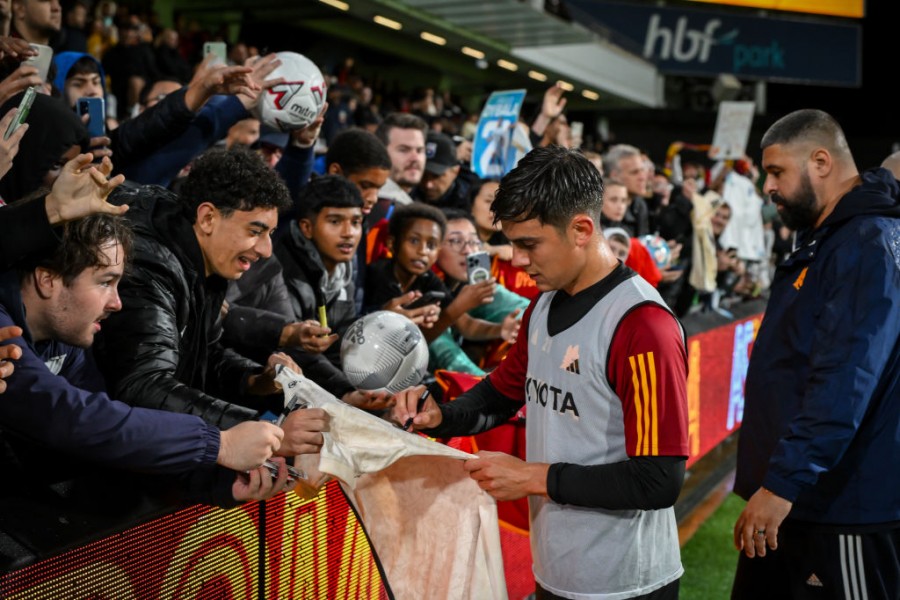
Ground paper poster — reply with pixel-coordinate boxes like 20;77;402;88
709;101;755;161
472;89;531;179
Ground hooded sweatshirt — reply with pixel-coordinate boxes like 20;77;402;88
735;167;900;525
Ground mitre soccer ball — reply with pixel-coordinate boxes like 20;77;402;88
252;52;327;132
638;234;671;269
341;311;429;394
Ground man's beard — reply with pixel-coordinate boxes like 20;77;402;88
772;173;819;230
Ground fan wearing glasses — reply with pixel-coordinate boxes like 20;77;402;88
429;208;528;375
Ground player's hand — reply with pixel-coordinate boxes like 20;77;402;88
232;456;291;502
464;451;549;501
280;319;337;354
246;352;301;396
217;420;284;471
278;408;329;455
391;385;441;431
44;154;127;225
0;325;23;395
733;487;792;558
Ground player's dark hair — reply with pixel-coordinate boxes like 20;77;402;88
492;145;603;231
179;146;292;222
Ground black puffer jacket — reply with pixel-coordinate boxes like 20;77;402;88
93;186;263;429
274;220;358;369
223;256;355;398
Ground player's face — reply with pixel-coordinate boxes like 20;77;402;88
196;206;278;279
345;167;389;215
503;218;581;294
613;154;648;198
301;207;363;273
601;184;629;222
47;242;124;348
392;218;442;280
437;218;482;282
386;128;425;189
470;181;500;235
762;143;821;230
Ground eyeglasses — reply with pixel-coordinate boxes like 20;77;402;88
444;237;483;252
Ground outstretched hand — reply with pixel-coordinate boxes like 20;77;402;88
0;64;42;106
183;53;257;112
237;53;285;111
44;154;127;225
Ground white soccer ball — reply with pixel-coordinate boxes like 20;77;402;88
341;311;429;395
252;51;327;132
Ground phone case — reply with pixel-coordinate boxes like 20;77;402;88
4;86;37;140
78;97;106;138
204;42;227;65
466;251;492;284
24;44;53;81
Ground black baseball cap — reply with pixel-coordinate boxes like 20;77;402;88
424;131;458;175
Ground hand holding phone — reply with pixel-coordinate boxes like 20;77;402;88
3;86;36;141
22;43;53;81
77;97;106;138
203;41;228;66
466;251;492;285
403;291;446;310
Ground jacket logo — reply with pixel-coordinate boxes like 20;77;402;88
805;573;823;587
560;345;580;374
793;266;808;290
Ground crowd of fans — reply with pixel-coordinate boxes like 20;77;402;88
0;0;789;513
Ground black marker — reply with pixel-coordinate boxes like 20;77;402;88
402;389;430;431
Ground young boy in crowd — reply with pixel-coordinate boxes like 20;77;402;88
599;178;632;233
365;203;517;347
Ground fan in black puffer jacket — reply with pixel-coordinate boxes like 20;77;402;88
93;148;295;429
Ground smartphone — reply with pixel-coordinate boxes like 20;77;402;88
203;41;227;66
570;121;584;140
23;43;53;81
403;290;446;310
466;251;492;285
77;97;106;138
4;86;36;141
